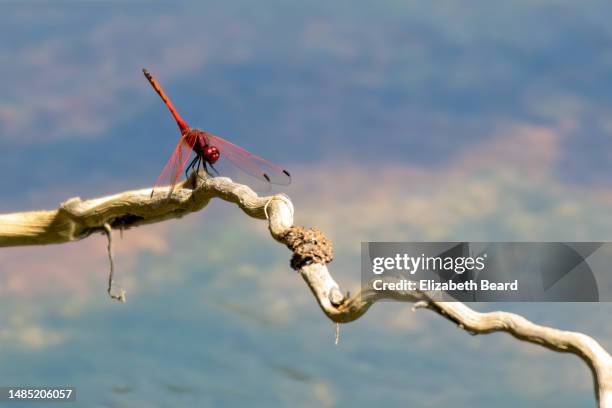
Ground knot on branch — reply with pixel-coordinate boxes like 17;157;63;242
281;226;333;270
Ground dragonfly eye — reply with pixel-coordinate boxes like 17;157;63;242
203;145;220;164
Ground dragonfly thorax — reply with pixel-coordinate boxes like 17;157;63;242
192;131;220;164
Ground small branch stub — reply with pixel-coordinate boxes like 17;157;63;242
102;223;126;302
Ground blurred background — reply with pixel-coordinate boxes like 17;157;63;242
1;1;612;406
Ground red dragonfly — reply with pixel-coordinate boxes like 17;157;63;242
143;69;291;196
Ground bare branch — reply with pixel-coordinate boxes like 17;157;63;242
1;174;611;407
0;173;283;247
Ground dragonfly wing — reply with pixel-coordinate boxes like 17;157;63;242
207;133;291;185
153;135;195;195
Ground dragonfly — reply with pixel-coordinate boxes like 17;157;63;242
143;69;291;197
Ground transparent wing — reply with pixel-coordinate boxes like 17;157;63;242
152;135;196;195
207;132;291;186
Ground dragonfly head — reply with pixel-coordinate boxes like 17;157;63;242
203;145;220;164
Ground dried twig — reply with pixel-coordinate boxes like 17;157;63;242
101;222;125;302
1;174;610;407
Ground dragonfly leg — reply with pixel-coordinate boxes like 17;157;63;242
196;157;208;182
185;156;198;179
209;163;220;176
198;160;208;182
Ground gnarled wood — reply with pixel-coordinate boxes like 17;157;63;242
1;175;610;407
